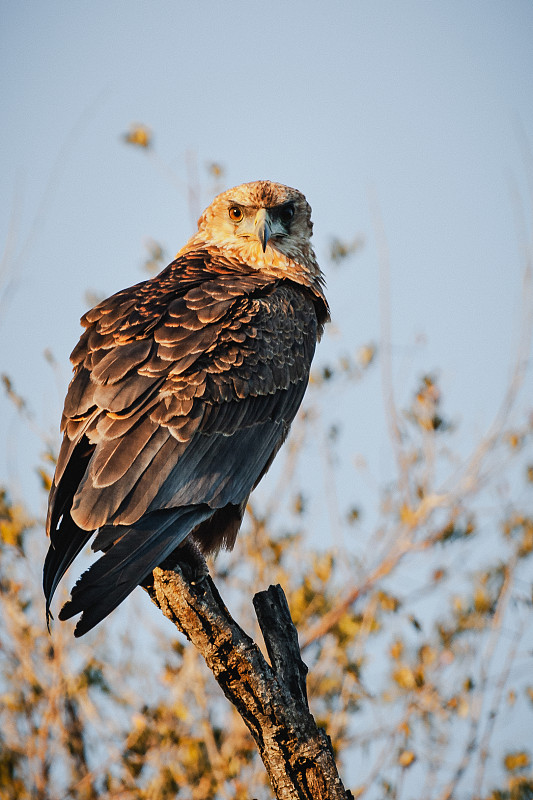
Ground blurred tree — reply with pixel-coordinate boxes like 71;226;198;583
2;351;533;799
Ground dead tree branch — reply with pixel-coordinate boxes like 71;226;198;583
143;566;352;800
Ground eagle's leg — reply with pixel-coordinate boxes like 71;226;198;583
159;537;209;581
139;538;209;606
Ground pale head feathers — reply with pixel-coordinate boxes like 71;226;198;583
178;181;325;295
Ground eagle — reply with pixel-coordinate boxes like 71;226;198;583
44;180;329;636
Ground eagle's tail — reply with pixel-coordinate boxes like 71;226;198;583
57;505;211;637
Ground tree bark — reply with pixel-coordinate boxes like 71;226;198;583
143;566;352;800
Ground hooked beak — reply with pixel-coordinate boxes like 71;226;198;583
254;208;271;252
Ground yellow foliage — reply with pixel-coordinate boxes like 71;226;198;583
287;585;309;625
503;514;524;537
519;521;533;557
400;503;418;527
418;416;435;432
457;697;469;718
418;644;436;666
292;492;305;514
0;502;30;547
347;506;361;523
398;749;416;767
181;739;207;773
502;514;533;556
473;587;492;613
390;640;403;660
207;162;224;178
393;666;417;691
507;776;533;794
336;613;364;643
447;695;459;710
447;694;469;717
504;751;530;772
397;721;411;737
356;343;375;369
0;519;21;546
313;553;333;583
132;713;145;730
508;432;523;450
377;590;400;612
453;596;464;612
124;123;151;148
37;468;52;492
172;702;189;722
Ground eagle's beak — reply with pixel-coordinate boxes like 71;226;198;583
254;208;271;252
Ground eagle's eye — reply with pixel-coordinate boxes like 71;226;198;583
228;206;243;222
278;203;295;225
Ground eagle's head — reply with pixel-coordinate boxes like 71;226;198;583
182;180;323;290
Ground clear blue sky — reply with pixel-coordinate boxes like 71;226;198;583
1;2;533;793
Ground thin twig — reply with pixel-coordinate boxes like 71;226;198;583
438;556;517;800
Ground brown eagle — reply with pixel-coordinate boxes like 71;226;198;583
44;180;329;636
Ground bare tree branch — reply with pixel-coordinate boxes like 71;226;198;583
143;566;353;800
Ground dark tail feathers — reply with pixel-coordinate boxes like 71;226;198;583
58;505;211;636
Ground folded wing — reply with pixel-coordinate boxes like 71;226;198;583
44;253;325;635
